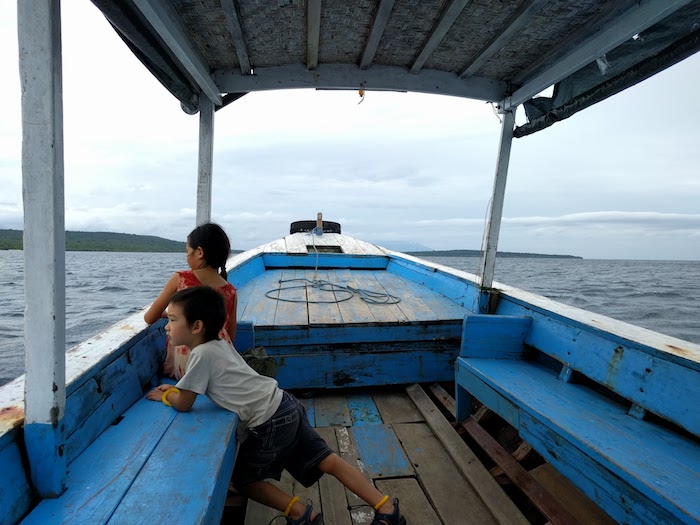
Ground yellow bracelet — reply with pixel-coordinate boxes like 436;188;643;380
161;387;180;407
374;495;389;511
284;496;299;517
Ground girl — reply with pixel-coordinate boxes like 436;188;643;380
144;222;237;379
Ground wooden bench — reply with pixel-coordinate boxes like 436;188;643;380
454;315;700;525
21;389;238;524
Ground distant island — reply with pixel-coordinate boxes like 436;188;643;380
407;249;581;259
0;229;186;252
0;229;580;258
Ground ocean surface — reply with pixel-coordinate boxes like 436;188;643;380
1;251;699;387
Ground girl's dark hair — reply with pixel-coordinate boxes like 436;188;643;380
169;286;226;342
187;222;231;279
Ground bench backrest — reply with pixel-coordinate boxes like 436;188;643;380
460;313;700;436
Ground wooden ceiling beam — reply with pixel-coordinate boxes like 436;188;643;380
360;0;395;69
459;0;549;78
307;0;322;69
221;0;252;75
411;0;470;74
132;0;222;105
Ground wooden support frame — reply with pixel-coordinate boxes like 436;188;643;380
479;108;515;294
196;96;215;226
18;0;67;497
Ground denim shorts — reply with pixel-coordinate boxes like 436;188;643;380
231;391;333;489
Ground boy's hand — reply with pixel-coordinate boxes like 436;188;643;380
146;384;172;401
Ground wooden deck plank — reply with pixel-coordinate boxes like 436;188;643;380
394;422;498;525
405;384;530;525
351;424;414;479
391;271;469;319
315;393;352;427
238;269;283;326
372;270;440;322
375;478;443;525
316;427;354;525
347;392;383;426
305;269;343;325
372;391;424;424
336;426;375;525
530;464;617;525
284;234;308;254
350;270;404;323
326;269;378;324
273;269;309;326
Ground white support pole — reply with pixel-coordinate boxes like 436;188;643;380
18;0;66;496
479;108;515;302
196;96;215;226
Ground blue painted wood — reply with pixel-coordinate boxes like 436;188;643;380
22;397;178;524
386;257;481;311
228;254;265;289
347;392;382;425
351;424;414;478
455;379;472;423
24;422;65;498
252;322;462;348
496;298;700;435
457;357;700;525
65;372;141;463
455;359;519;426
274;349;457;389
315;395;352;427
234;321;255;351
520;411;682;525
0;439;31;525
459;315;532;358
261;253;388;269
107;396;238;525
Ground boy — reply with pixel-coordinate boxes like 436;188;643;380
147;286;406;525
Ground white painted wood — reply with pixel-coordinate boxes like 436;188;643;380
18;0;67;494
412;0;469;73
215;63;506;102
284;233;308;254
132;0;222;105
220;0;251;74
505;0;691;109
361;0;396;69
196;96;214;226
479;109;515;292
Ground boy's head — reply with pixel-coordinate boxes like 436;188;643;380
166;286;226;347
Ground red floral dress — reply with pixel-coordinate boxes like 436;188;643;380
163;270;237;379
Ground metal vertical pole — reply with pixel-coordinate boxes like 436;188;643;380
478;108;515;303
196;96;215;226
18;0;66;496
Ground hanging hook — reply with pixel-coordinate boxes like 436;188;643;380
358;84;366;105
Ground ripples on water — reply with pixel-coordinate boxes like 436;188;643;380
1;251;699;386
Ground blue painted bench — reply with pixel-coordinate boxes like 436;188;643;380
455;315;700;525
21;390;238;524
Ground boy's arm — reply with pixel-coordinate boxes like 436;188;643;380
147;384;197;411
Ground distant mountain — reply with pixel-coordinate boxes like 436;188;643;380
0;230;186;252
1;229;581;258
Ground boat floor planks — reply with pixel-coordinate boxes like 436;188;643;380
237;268;470;329
240;385;525;525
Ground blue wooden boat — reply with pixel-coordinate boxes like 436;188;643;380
4;1;699;524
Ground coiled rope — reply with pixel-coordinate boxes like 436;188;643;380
265;278;401;305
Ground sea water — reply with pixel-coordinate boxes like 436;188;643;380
1;251;698;386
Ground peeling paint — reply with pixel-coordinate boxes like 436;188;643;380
606;346;624;385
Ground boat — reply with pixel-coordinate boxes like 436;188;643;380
3;1;699;524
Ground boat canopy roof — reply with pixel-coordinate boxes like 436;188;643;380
90;0;700;136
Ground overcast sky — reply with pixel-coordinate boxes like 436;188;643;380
1;3;698;260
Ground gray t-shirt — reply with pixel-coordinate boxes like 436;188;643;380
176;339;283;438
